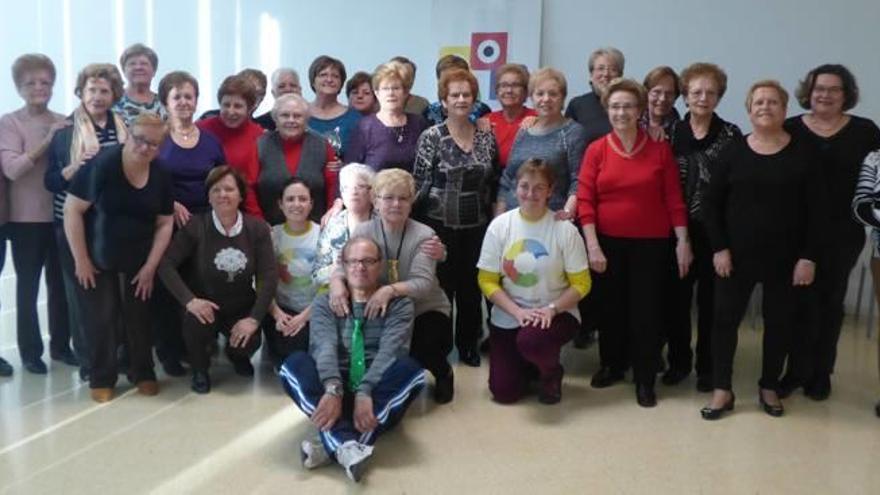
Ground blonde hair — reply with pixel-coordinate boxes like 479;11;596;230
528;67;568;100
372;168;415;199
373;61;412;92
745;79;789;111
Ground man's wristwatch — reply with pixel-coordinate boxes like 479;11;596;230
547;303;558;315
324;381;343;397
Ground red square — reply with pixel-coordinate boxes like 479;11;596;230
470;32;508;70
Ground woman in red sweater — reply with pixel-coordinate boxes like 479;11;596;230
576;78;692;407
198;75;265;218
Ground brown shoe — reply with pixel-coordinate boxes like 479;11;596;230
136;380;159;396
90;387;114;403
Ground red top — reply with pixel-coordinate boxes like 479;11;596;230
197;116;265;218
281;137;338;209
487;107;537;167
577;130;687;238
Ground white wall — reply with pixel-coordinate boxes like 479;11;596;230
541;0;880;131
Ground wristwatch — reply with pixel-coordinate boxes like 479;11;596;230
547;303;558;315
324;381;343;397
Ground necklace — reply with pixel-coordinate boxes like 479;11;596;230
391;125;405;144
175;125;198;141
380;221;407;283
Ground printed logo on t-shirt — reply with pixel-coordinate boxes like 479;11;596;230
278;247;316;288
502;238;549;287
214;247;248;281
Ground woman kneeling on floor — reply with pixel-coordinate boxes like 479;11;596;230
477;158;590;404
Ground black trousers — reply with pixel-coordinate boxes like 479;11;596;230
789;235;864;382
151;276;186;364
410;310;453;379
594;236;669;385
182;298;261;372
78;270;155;388
53;222;92;368
663;221;715;377
262;303;310;365
711;262;797;391
425;220;486;354
8;222;69;362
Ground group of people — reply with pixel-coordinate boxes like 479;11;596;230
1;41;880;482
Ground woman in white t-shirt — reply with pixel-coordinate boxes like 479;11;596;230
263;177;320;368
477;158;591;404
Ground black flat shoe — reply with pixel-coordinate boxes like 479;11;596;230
759;390;784;417
590;367;624;388
51;348;80;367
232;359;255;377
804;375;831;401
696;375;713;393
700;392;735;420
459;349;481;367
162;359;187;377
636;383;657;408
191;371;211;394
661;368;689;386
0;357;13;377
23;358;47;375
776;374;802;399
434;369;454;404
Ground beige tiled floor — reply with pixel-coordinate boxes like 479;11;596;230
1;322;879;494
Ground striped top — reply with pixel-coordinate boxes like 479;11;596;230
852;149;880;256
48;117;120;221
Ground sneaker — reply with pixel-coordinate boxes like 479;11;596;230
335;440;373;482
300;438;331;469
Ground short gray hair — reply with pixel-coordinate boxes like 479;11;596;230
271;67;300;88
339;163;376;191
588;47;625;74
271;93;309;120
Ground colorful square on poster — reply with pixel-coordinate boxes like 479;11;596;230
470;32;508;70
439;46;472;62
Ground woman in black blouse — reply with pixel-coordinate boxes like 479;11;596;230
64;113;174;403
780;64;880;401
663;63;742;391
159;166;277;394
701;81;827;420
412;68;498;367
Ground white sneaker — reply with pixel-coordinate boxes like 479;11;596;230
300;438;331;469
335;440;373;482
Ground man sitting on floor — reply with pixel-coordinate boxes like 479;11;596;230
279;236;425;482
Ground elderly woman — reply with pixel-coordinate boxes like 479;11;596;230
307;55;362;160
64;113;173;402
347;61;429;172
565;47;625;145
151;70;226;375
663;63;742;391
577;78;690;408
256;93;334;225
0;53;73;375
391;56;431;116
159;166;277;394
640;66;681;141
45;63;128;381
853;149;880;417
422;55;492;126
701;81;826;420
780;64;880;401
498;68;586;219
412;68;498;366
485;64;537;168
313;163;376;288
197;75;265;218
478;159;590;404
255;68;302;130
346;71;378;115
329;169;454;403
113;43;166;126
